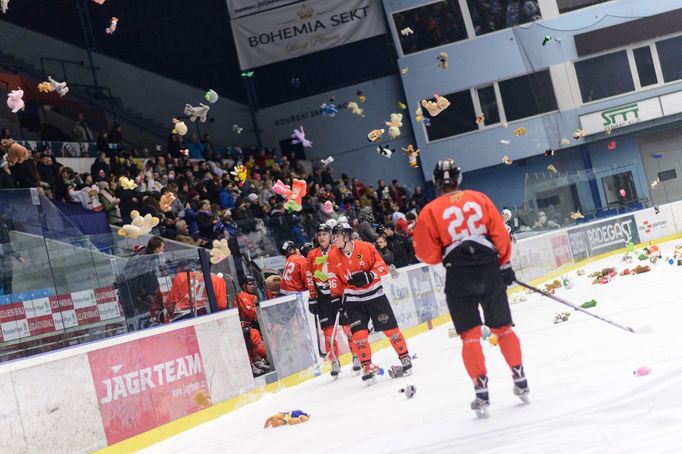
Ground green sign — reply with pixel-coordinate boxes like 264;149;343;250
601;103;640;127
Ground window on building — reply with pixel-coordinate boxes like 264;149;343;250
424;90;477;141
467;0;541;35
574;51;634;102
633;46;658;87
476;85;500;125
656;35;682;83
557;0;613;13
602;171;637;207
392;0;467;55
498;70;557;121
658;169;677;182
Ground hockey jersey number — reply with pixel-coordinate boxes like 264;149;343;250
443;201;486;243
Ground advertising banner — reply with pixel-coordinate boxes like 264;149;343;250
383;272;419;329
579;97;662;136
406;267;439;324
427;264;449;316
634;206;676;243
231;0;386;69
550;232;573;267
227;0;299;18
88;326;210;445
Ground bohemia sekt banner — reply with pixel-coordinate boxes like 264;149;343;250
231;0;386;69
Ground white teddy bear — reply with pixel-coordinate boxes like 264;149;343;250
118;210;159;239
385;113;403;139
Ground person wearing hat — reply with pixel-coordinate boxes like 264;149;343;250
382;222;417;268
234;275;271;376
412;158;527;417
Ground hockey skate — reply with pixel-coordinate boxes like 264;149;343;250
330;361;341;380
512;365;530;404
361;363;383;386
352;356;362;375
254;358;271;372
388;355;413;378
471;375;490;418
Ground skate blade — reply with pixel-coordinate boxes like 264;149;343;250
518;393;530;404
475;408;489;418
353;369;361;376
362;376;377;386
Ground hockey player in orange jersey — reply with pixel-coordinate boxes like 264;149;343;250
161;266;227;322
280;241;310;295
329;223;411;384
413;158;528;417
305;224;360;378
234;275;271;376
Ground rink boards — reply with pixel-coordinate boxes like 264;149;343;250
2;201;682;453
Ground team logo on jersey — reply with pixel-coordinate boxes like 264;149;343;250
357;253;363;261
377;314;389;324
450;193;463;201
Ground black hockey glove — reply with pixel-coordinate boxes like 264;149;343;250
308;297;319;315
347;271;375;287
331;297;345;314
500;263;516;287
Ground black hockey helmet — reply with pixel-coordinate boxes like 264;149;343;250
433;158;462;188
281;240;297;256
300;242;314;257
316;223;332;233
240;275;256;287
332;222;354;238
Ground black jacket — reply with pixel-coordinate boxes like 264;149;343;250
387;233;417;268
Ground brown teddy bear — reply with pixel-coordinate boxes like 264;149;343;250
0;139;29;165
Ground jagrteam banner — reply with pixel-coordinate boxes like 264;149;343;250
227;0;299;18
231;0;386;69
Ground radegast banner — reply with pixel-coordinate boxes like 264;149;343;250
231;0;386;69
227;0;299;19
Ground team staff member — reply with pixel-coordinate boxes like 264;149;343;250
413;158;528;417
234;276;271;376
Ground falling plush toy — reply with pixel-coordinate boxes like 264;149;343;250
398;102;407;110
376;145;393;158
422;118;431;127
561;138;570;145
291;126;312;148
547;164;558;173
106;17;119;34
400;27;414;36
264;410;310;428
400;67;409;75
184;103;210;122
421;94;450;117
401;145;419;168
513;127;526;137
542;35;552;46
1;0;8;13
415;106;423;123
573;129;585;140
500;139;510;145
619;188;626;198
437;52;448;69
502;155;513;165
0;140;28;165
544;148;554;157
321;101;338;117
209;239;231;264
322;201;334;214
37;81;52;93
569;210;584;220
118;176;137;190
347;101;364;117
605;126;613;135
172;118;187;136
232;124;243;134
651;178;660;188
273;179;307;212
180;148;189;157
48;76;69;97
160;193;176;212
291;78;301;88
356;90;366;103
608;140;617;151
241;71;254;78
476;113;485;125
92;0;105;4
367;129;385;142
6;88;24;113
385;113;403;139
320;156;334;167
231;164;248;187
118;210;159;239
204;89;219;104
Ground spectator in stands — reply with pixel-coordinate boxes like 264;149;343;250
1;128;11;140
0;153;14;189
187;134;204;160
98;181;122;225
382;222;417;268
37;155;59;191
96;130;109;156
357;206;379;242
90;152;110;182
234;275;271;376
11;153;39;189
109;122;123;145
410;186;429;211
196;200;218;240
0;216;24;296
73;113;94;142
169;219;207;246
375;235;395;266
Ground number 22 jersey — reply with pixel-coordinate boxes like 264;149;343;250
412;190;511;267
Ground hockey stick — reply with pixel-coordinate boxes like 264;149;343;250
515;280;642;334
314;315;326;358
329;310;341;363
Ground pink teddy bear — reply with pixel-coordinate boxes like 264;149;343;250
7;88;24;113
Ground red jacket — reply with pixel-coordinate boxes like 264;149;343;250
328;240;388;303
165;272;227;314
413;190;511;266
234;291;258;323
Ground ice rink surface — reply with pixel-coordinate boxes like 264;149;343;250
142;241;682;454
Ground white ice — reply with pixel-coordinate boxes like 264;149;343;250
142;241;682;454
